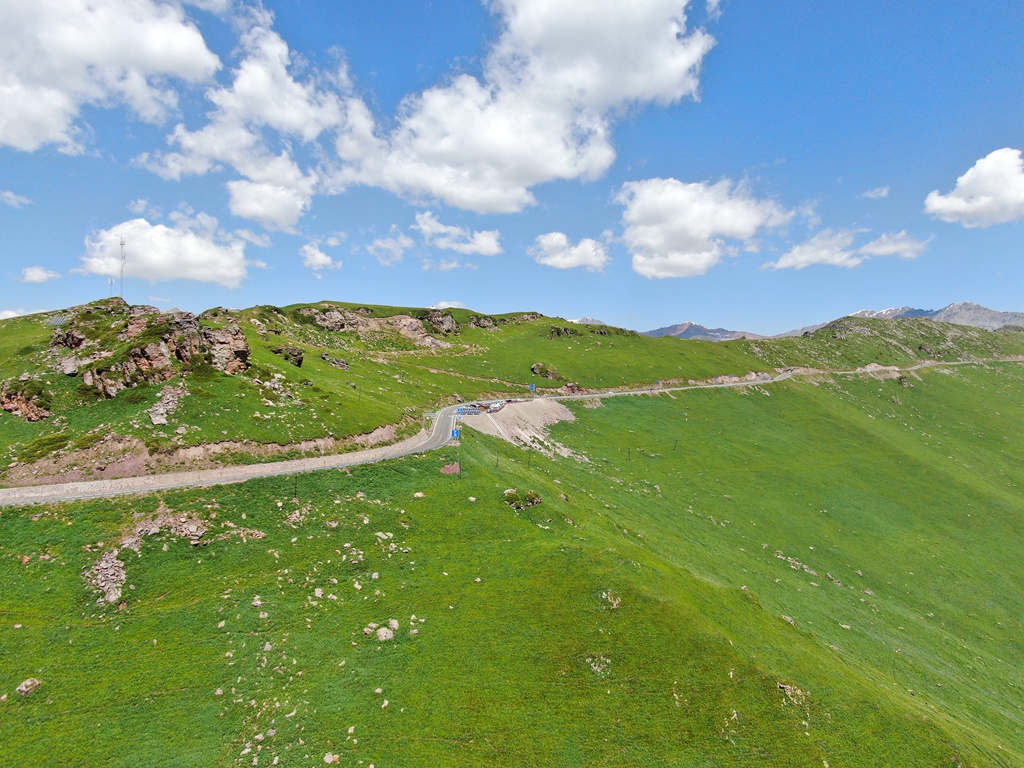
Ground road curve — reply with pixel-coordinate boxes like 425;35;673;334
1;357;1019;507
0;404;462;507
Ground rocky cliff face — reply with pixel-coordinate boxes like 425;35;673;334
49;301;251;400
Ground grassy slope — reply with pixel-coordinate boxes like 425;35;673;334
2;361;1022;765
3;302;1024;476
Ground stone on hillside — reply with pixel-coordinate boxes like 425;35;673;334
376;627;395;642
16;678;41;696
89;551;127;603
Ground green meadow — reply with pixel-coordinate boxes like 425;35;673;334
2;351;1023;765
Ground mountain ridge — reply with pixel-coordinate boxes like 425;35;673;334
646;301;1024;340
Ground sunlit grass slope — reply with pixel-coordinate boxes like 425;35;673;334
2;300;1023;477
2;361;1022;765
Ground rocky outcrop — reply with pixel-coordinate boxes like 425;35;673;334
320;353;348;370
203;326;249;373
89;551;127;604
0;382;50;423
270;346;304;367
0;381;51;421
53;304;251;398
298;307;354;331
530;362;559;379
424;310;460;335
469;315;495;329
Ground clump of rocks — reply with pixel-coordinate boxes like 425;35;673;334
503;488;542;510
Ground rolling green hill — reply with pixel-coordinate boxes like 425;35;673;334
1;300;1023;766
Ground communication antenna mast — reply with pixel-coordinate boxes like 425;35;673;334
119;237;126;300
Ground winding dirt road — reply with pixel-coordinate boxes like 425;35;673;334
1;358;1018;507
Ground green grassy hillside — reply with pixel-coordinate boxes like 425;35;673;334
2;356;1023;765
2;299;1023;486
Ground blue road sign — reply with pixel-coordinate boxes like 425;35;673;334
451;429;461;439
529;383;535;392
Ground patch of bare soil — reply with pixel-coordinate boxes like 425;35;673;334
462;400;583;459
3;421;404;487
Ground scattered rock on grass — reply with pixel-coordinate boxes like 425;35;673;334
16;678;41;696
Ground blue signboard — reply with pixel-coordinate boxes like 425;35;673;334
529;383;536;392
451;429;461;439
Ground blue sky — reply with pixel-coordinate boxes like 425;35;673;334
1;0;1022;334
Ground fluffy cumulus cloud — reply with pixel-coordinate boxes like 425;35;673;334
300;242;342;277
335;0;714;212
434;301;465;310
20;266;61;283
367;228;414;267
413;212;502;256
529;232;610;272
925;148;1024;227
764;229;930;271
617;177;792;278
79;210;250;288
138;8;341;230
0;309;27;320
1;191;31;208
0;0;220;153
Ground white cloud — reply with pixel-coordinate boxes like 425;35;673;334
764;229;862;270
1;191;31;208
226;178;314;232
234;228;272;247
529;232;610;272
20;266;61;283
0;309;27;320
434;301;465;309
421;257;462;272
300;242;342;277
184;0;234;16
764;228;930;271
861;186;890;199
413;212;502;256
79;210;250;288
335;0;715;212
0;0;220;153
857;230;931;260
137;9;338;230
706;0;722;21
925;148;1024;227
617;177;793;278
367;228;414;266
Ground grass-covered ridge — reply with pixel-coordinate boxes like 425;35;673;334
1;359;1022;765
2;299;1023;485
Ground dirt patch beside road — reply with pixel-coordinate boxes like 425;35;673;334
461;399;580;458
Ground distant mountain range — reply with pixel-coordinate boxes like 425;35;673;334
643;321;763;342
645;302;1024;341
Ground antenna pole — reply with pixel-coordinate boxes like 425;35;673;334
119;237;126;300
